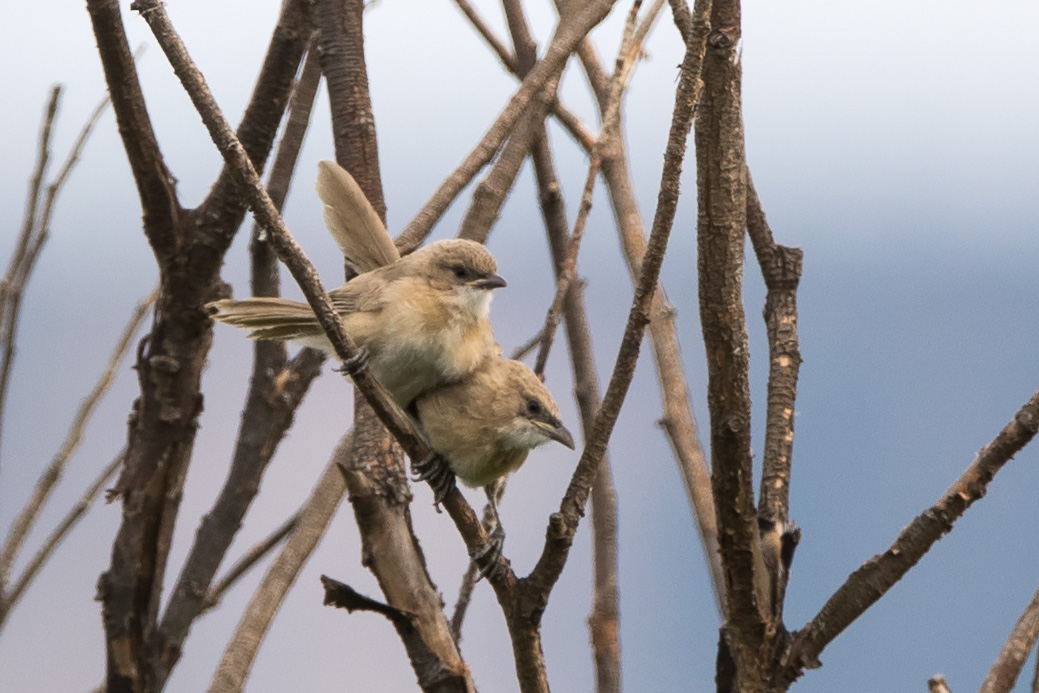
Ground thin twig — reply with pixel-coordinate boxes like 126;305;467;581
532;0;643;377
449;493;501;643
779;389;1039;686
452;0;518;72
0;289;155;590
509;328;545;362
530;119;622;693
200;513;300;616
451;0;597;156
395;0;620;252
0;87;61;474
0;451;122;623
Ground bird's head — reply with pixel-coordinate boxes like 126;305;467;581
498;360;575;452
418;239;507;318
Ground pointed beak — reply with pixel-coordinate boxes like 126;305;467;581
469;272;507;290
543;422;575;450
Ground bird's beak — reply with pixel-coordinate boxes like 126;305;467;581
537;421;575;449
469;273;507;290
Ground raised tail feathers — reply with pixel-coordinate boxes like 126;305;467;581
315;160;400;273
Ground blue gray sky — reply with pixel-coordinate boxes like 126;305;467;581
1;1;1038;691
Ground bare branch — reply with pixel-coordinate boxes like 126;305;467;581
96;1;310;687
208;438;350;693
155;43;325;685
454;0;598;157
564;0;724;609
0;451;122;623
201;514;300;616
779;389;1039;686
0;289;155;591
394;0;621;252
452;0;518;73
929;675;952;693
531;129;622;693
747;174;802;530
528;0;710;609
982;582;1039;692
532;0;642;378
0;86;60;474
85;0;180;258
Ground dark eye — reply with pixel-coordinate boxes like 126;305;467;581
526;399;543;416
451;266;468;280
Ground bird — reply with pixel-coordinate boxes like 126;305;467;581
208;162;506;409
411;356;575;574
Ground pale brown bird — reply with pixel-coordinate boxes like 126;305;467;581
411;356;575;570
208;164;505;409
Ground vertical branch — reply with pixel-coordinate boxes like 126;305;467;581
92;0;309;688
316;0;385;220
528;0;711;621
745;173;802;625
693;0;768;684
747;174;801;528
155;44;324;687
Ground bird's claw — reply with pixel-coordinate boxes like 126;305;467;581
411;452;456;512
335;347;370;378
474;524;506;581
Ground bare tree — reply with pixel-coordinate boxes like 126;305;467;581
2;1;1037;692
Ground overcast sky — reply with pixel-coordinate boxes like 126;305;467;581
2;1;1038;691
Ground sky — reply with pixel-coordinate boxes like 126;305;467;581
2;0;1038;691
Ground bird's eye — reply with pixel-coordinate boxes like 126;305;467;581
451;266;468;280
526;399;543;416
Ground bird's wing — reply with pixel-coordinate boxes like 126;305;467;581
316;160;400;273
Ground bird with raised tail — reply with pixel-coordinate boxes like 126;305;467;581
208;162;505;409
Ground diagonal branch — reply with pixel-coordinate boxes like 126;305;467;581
86;0;180;259
208;437;351;693
394;0;620;252
0;289;154;592
0;87;60;475
527;0;711;610
778;389;1039;687
0;451;122;626
981;579;1039;693
558;0;724;609
200;513;300;617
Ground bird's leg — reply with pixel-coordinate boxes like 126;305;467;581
411;452;456;512
474;483;506;580
334;346;370;378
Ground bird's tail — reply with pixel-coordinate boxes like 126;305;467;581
315;160;400;273
207;297;324;342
